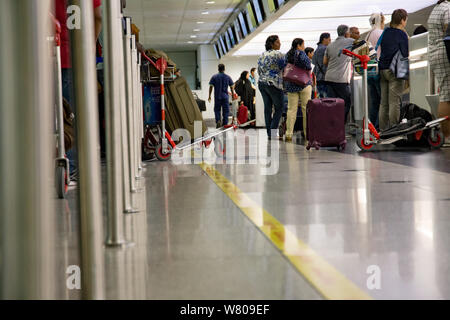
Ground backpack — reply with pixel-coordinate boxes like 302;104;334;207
393;103;433;147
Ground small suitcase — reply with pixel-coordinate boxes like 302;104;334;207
306;98;347;151
237;102;249;125
192;92;206;112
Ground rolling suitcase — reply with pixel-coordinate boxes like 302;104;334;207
306;98;347;151
237;102;249;125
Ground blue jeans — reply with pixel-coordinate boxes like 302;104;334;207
317;81;328;98
214;98;229;125
258;82;284;137
62;68;78;175
368;76;381;129
326;82;352;124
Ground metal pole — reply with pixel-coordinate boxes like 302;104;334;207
0;0;55;299
137;54;144;171
68;0;105;299
363;67;370;145
131;36;142;179
103;0;129;246
117;15;138;213
123;18;141;192
120;19;138;213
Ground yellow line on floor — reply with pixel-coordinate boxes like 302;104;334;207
199;163;373;300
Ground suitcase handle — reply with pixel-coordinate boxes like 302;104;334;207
321;99;338;106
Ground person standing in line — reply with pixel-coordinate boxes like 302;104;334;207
257;35;286;139
234;71;256;121
312;33;331;98
378;9;409;131
428;0;450;139
305;47;317;99
323;25;355;123
249;67;257;121
208;64;235;128
284;39;313;142
365;13;386;130
249;68;257;87
349;27;361;41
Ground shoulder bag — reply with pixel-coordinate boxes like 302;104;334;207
283;52;312;87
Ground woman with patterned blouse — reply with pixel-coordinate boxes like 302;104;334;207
284;38;313;141
257;35;287;139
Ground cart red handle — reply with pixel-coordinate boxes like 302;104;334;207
50;14;61;46
342;49;370;70
141;52;168;75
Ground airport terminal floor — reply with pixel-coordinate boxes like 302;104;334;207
57;131;450;300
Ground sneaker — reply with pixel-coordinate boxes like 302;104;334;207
285;136;292;142
216;120;222;129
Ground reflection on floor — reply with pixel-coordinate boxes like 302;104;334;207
55;129;450;300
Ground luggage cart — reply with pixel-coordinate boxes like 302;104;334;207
52;17;70;198
342;49;449;151
141;53;239;161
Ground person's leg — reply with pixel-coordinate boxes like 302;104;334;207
368;77;380;129
286;92;299;138
221;98;230;125
299;85;312;138
379;70;390;131
214;100;221;125
374;77;381;129
259;83;274;137
388;75;405;128
342;83;352;124
317;81;328;98
269;86;284;133
326;82;337;98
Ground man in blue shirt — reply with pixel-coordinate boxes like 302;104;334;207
209;64;235;128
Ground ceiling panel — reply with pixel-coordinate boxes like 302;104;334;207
234;0;437;56
124;0;242;51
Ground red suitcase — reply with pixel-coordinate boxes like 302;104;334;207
237;102;249;125
306;98;347;151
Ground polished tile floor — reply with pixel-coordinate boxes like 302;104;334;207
56;129;450;300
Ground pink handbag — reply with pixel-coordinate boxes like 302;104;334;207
283;63;312;87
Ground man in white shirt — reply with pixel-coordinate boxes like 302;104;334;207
323;24;354;123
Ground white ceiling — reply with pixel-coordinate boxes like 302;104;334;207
233;0;438;56
124;0;242;51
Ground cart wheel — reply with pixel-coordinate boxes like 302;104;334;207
56;166;66;199
428;131;445;149
356;135;374;151
155;144;172;161
214;138;226;158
